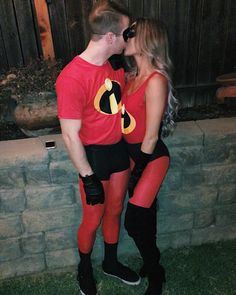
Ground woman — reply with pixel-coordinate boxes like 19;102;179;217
122;18;178;294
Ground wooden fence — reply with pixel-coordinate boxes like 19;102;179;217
0;0;235;107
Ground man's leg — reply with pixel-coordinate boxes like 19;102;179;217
77;178;105;295
101;169;141;285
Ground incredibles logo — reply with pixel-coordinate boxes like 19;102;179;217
94;78;122;115
121;104;136;134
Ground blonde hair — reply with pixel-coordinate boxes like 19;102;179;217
89;0;129;38
134;18;179;137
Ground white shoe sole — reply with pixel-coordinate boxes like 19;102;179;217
79;287;98;295
103;271;141;285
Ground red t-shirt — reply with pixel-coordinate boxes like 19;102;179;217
122;71;166;143
56;56;125;145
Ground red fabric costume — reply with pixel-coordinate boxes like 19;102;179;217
56;56;129;253
122;71;170;208
57;56;125;145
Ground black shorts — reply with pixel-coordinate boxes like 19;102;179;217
84;139;129;180
127;140;170;163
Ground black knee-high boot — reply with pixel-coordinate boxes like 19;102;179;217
77;250;97;295
139;198;158;277
125;202;165;295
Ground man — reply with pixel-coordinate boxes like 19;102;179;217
56;1;140;294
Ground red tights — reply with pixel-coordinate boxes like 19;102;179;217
77;169;129;253
129;156;170;208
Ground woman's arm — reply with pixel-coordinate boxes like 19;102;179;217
141;74;168;154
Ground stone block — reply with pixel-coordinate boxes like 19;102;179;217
215;204;236;226
0;138;49;167
169;145;203;167
0;188;25;212
158;231;191;250
0;167;25;188
196;117;236;145
0;254;45;279
157;213;193;234
25;184;75;209
203;143;233;164
191;224;236;245
49;161;78;184
0;214;22;238
160;168;182;192
218;184;236;204
203;164;236;185
158;186;217;212
39;134;69;162
24;163;51;185
45;227;77;251
74;184;82;205
182;165;204;188
164;121;203;147
20;233;45;254
0;238;21;262
45;248;79;269
194;210;215;229
22;205;81;233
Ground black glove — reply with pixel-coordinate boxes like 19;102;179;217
128;151;151;198
80;174;105;205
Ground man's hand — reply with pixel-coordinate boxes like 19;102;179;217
80;174;105;205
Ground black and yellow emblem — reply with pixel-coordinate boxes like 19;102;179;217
94;78;122;115
121;104;136;134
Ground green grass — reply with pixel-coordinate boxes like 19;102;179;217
1;240;236;295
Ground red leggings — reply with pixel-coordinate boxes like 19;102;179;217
77;169;129;253
129;156;170;208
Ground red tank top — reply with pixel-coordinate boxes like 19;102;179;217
122;71;165;143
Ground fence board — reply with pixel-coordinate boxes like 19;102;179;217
13;0;39;64
197;0;228;85
224;0;236;73
143;0;159;18
0;0;23;67
65;0;85;58
0;26;8;73
128;0;143;20
34;0;54;60
47;0;70;61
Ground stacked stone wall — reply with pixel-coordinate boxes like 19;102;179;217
0;118;235;279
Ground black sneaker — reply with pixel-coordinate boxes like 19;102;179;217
77;264;97;295
102;261;141;285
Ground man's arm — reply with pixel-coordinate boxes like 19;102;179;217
60;118;104;205
59;118;93;176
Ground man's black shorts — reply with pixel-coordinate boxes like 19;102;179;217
84;139;129;180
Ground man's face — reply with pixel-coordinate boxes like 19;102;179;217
112;16;130;54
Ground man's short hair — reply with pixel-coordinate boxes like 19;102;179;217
89;0;130;36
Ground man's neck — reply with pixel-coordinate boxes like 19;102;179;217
79;41;111;66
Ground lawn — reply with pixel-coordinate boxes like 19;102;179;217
0;239;235;295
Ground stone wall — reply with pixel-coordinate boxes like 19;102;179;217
0;118;236;280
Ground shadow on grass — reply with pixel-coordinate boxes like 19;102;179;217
0;239;235;295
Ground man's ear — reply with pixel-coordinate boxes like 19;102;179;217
106;32;114;44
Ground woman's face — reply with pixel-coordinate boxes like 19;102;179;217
123;23;137;56
124;36;137;56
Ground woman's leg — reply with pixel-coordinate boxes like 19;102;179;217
129;156;170;208
125;156;170;294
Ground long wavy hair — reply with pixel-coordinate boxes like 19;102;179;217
132;18;179;137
